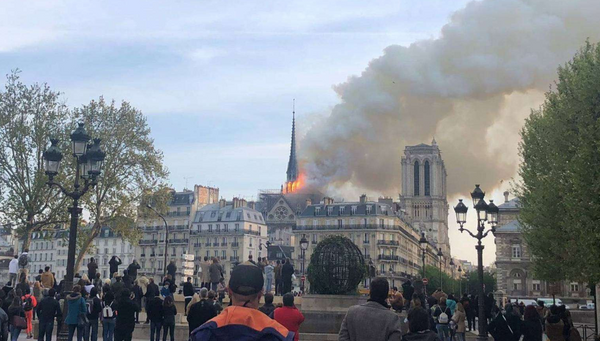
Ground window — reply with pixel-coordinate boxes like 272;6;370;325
247;213;251;219
351;206;357;215
338;219;343;229
224;224;229;232
512;245;522;258
340;207;345;214
424;161;431;196
214;250;218;257
222;250;226;259
414;161;420;196
312;234;317;243
532;283;541;291
235;224;240;232
211;211;216;218
216;224;220;232
208;224;213;232
315;207;321;214
571;283;579;292
327;207;333;216
366;206;372;215
364;233;370;244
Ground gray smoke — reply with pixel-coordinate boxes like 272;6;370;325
299;0;600;198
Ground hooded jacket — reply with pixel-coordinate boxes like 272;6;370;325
190;306;294;341
65;293;86;325
545;314;565;341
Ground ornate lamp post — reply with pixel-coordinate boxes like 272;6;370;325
43;123;105;340
146;204;169;279
453;184;498;341
437;247;443;291
300;236;309;293
419;232;428;293
449;258;455;294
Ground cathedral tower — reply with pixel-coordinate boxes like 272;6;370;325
399;139;450;256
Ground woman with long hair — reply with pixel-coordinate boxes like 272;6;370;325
452;302;467;341
521;305;543;341
7;297;24;341
162;295;177;341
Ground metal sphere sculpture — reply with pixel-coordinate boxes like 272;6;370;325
307;235;366;295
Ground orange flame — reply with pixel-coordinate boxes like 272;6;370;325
285;173;306;193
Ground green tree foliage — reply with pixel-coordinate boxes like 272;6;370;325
71;97;168;270
518;41;600;283
0;71;69;248
421;266;495;296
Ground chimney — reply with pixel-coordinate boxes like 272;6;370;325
360;194;367;204
306;198;312;207
219;199;227;208
247;201;255;210
503;191;509;203
233;197;240;208
240;199;247;207
323;197;334;205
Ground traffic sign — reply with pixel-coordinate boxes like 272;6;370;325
301;276;306;281
183;269;194;276
423;278;429;285
184;254;195;261
183;261;195;269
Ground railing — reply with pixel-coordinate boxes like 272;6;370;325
231;242;239;247
139;240;158;245
221;243;227;246
378;255;399;261
168;225;188;230
213;243;220;246
311;240;317;244
188;229;260;236
169;238;189;244
363;240;370;244
230;256;239;262
377;240;400;246
193;243;201;247
295;224;396;231
205;243;211;247
573;324;596;340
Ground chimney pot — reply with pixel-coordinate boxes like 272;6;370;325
503;191;509;203
360;194;367;204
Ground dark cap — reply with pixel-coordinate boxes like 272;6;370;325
229;261;264;295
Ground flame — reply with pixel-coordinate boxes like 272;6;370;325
285;173;306;193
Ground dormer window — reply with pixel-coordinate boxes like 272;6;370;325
327;207;333;216
351;206;357;215
366;206;372;215
340;207;345;215
315;207;321;215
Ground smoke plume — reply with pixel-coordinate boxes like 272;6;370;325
300;0;600;198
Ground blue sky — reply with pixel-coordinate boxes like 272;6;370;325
0;0;471;198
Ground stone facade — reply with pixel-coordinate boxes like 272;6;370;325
399;139;451;258
495;192;591;304
135;185;219;282
293;195;440;289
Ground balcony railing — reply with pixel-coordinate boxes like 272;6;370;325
213;243;220;246
169;238;189;244
378;255;400;261
221;243;227;246
205;243;211;247
193;243;201;247
188;229;260;236
377;240;399;246
295;224;396;231
230;256;239;262
139;240;158;245
231;242;239;247
140;254;146;257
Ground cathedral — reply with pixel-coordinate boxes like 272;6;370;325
399;139;451;257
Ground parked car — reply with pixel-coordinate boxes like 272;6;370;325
579;302;595;310
537;298;569;308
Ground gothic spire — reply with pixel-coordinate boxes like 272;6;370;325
286;100;299;183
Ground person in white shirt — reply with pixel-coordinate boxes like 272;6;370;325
8;255;18;287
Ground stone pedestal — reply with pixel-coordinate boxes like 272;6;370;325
299;294;367;334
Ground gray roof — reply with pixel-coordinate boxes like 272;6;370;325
496;219;522;232
498;198;520;210
171;191;194;206
194;203;264;224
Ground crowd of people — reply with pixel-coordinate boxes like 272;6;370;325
336;278;586;341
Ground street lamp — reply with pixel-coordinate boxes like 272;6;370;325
146;204;169;279
437;247;443;291
300;236;309;293
453;184;498;341
449;258;455;294
419;232;428;294
43;123;105;341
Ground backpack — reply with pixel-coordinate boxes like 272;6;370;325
438;310;449;324
102;302;115;318
18;254;28;268
23;296;33;311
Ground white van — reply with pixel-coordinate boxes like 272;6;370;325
537;297;568;308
